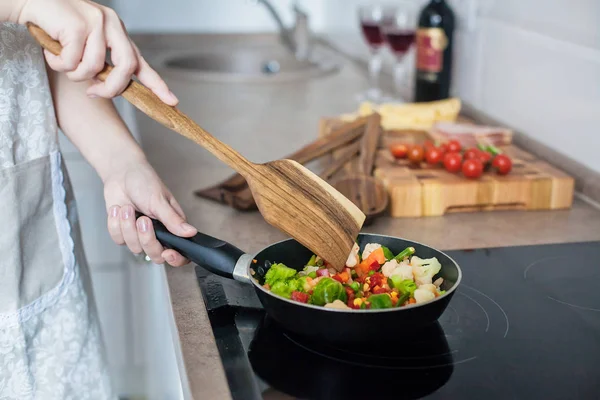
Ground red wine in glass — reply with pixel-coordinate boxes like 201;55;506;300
360;21;385;48
385;29;416;54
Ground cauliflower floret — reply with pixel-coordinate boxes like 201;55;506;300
324;299;351;309
418;283;438;294
362;243;382;260
411;256;442;286
381;259;400;277
390;261;414;281
414;288;436;304
345;242;360;268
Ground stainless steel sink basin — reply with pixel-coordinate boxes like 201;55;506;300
156;42;340;83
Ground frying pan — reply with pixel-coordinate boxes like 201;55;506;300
147;217;462;344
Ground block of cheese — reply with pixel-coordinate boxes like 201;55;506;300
339;98;461;131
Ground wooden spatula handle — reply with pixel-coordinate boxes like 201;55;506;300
26;23;254;177
358;113;382;175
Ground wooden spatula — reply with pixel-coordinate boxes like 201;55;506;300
27;23;365;271
194;116;368;210
334;113;388;225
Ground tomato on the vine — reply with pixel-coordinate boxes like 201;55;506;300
390;143;409;159
463;148;481;160
443;152;463;173
478;151;493;165
492;154;513;175
425;147;444;165
447;140;461;153
408;145;425;164
462;159;484;179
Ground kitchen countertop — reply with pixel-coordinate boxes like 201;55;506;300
131;33;600;400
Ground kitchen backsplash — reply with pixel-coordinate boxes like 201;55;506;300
106;0;600;174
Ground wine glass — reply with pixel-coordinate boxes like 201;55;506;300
357;5;390;103
380;3;417;102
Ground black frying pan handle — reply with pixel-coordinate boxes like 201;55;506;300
136;213;245;279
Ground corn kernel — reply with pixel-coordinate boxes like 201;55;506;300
363;283;369;291
353;298;363;306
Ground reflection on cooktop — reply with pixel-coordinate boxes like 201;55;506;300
250;317;453;400
198;241;600;400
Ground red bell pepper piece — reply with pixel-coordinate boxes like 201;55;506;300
291;291;309;303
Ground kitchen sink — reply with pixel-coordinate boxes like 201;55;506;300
156;41;340;83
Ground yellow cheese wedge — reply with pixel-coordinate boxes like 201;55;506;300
340;98;461;131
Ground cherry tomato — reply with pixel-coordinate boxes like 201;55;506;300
439;143;449;154
478;151;493;165
443;152;463;173
463;148;481;160
408;145;425;164
447;140;462;153
492;154;513;175
425;147;444;165
390;143;409;159
462;158;484;179
424;140;435;150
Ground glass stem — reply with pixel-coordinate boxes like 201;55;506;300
368;48;382;96
393;55;407;96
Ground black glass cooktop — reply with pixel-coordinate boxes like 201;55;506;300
196;240;600;400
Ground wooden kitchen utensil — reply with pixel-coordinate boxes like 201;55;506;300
214;116;368;191
26;24;365;271
195;116;368;210
334;113;388;225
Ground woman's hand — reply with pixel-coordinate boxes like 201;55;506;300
12;0;177;105
103;157;196;267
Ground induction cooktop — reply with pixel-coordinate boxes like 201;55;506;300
196;240;600;400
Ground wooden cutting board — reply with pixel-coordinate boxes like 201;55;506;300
318;116;575;218
374;145;575;217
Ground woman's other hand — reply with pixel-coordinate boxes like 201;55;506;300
103;158;196;267
14;0;178;105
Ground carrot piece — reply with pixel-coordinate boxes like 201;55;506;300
357;247;386;276
409;298;416;304
338;271;349;282
370;247;386;265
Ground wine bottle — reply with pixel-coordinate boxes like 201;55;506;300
414;0;455;102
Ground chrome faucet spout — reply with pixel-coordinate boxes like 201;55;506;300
251;0;310;59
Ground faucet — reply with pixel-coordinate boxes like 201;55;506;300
250;0;311;60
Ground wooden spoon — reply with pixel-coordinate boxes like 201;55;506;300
333;113;388;225
26;24;365;271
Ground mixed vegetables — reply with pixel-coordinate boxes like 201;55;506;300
253;242;445;310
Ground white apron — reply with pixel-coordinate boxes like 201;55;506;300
0;23;114;399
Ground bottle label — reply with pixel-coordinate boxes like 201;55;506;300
416;28;448;74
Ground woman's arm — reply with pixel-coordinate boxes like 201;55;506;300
48;68;193;266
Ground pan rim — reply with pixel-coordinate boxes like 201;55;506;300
248;233;463;313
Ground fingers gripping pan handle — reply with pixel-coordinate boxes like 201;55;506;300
139;213;248;280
